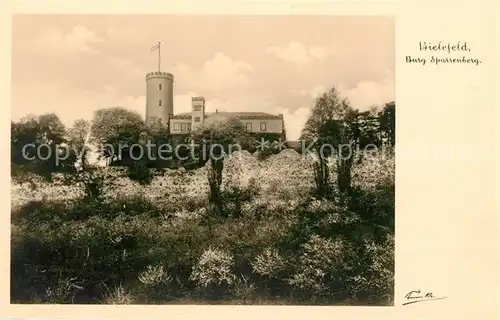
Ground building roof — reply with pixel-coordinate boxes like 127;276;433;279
170;111;283;120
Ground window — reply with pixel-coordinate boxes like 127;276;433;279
260;122;267;131
174;123;181;131
194;117;200;122
159;100;162;106
181;123;192;132
193;106;201;111
246;123;252;131
159;84;162;90
180;123;192;132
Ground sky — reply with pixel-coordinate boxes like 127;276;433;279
11;15;394;140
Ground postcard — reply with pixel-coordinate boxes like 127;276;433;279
1;1;498;320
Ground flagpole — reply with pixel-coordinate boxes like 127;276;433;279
157;41;161;72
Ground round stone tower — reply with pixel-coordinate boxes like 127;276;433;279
145;71;174;126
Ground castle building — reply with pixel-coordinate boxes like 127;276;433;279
145;71;284;136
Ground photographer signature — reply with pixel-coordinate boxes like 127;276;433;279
402;290;447;306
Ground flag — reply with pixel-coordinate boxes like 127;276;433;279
151;42;160;51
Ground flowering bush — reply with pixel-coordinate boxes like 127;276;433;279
101;284;135;304
352;149;395;190
252;247;287;279
289;235;354;298
231;275;256;304
138;264;171;286
190;248;235;289
11;177;83;209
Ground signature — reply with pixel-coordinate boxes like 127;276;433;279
402;290;447;306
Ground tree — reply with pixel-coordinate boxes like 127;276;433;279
143;119;174;169
37;113;66;146
301;87;354;200
191;117;252;215
90;107;146;165
11;115;40;166
355;108;383;149
67;119;91;171
11;113;72;177
378;101;395;147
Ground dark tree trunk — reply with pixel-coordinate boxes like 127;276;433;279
313;149;331;199
208;157;224;213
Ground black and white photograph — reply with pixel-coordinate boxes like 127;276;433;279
10;14;395;306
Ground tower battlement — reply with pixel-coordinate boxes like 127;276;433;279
191;96;205;101
146;71;174;81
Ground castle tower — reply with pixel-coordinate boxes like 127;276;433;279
191;96;205;130
145;71;174;126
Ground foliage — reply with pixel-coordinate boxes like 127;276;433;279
231;275;256;304
90;107;146;163
300;87;354;199
43;276;84;304
127;160;153;185
143;121;175;168
66;119;91;171
378;101;396;147
191;118;252;213
288;235;355;300
301;87;395;202
11;114;75;177
138;264;172;301
11;155;394;304
101;284;135;304
190;248;236;297
252;248;287;279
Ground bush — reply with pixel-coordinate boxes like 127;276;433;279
252;248;287;279
101;284;135;304
346;234;394;304
138;264;173;301
289;235;355;301
190;248;235;298
231;275;257;304
127;161;153;185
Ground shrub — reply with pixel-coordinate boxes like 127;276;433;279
190;248;235;298
346;234;394;304
77;169;108;202
127;161;153;185
138;264;172;301
231;275;256;304
252;248;287;279
348;183;395;241
289;235;355;300
101;284;135;304
43;276;84;304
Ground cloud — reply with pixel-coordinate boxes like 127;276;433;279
172;92;201;115
338;70;394;110
276;106;312;141
32;25;104;55
107;56;145;78
172;52;254;94
297;70;394;111
297;85;327;99
266;41;335;65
